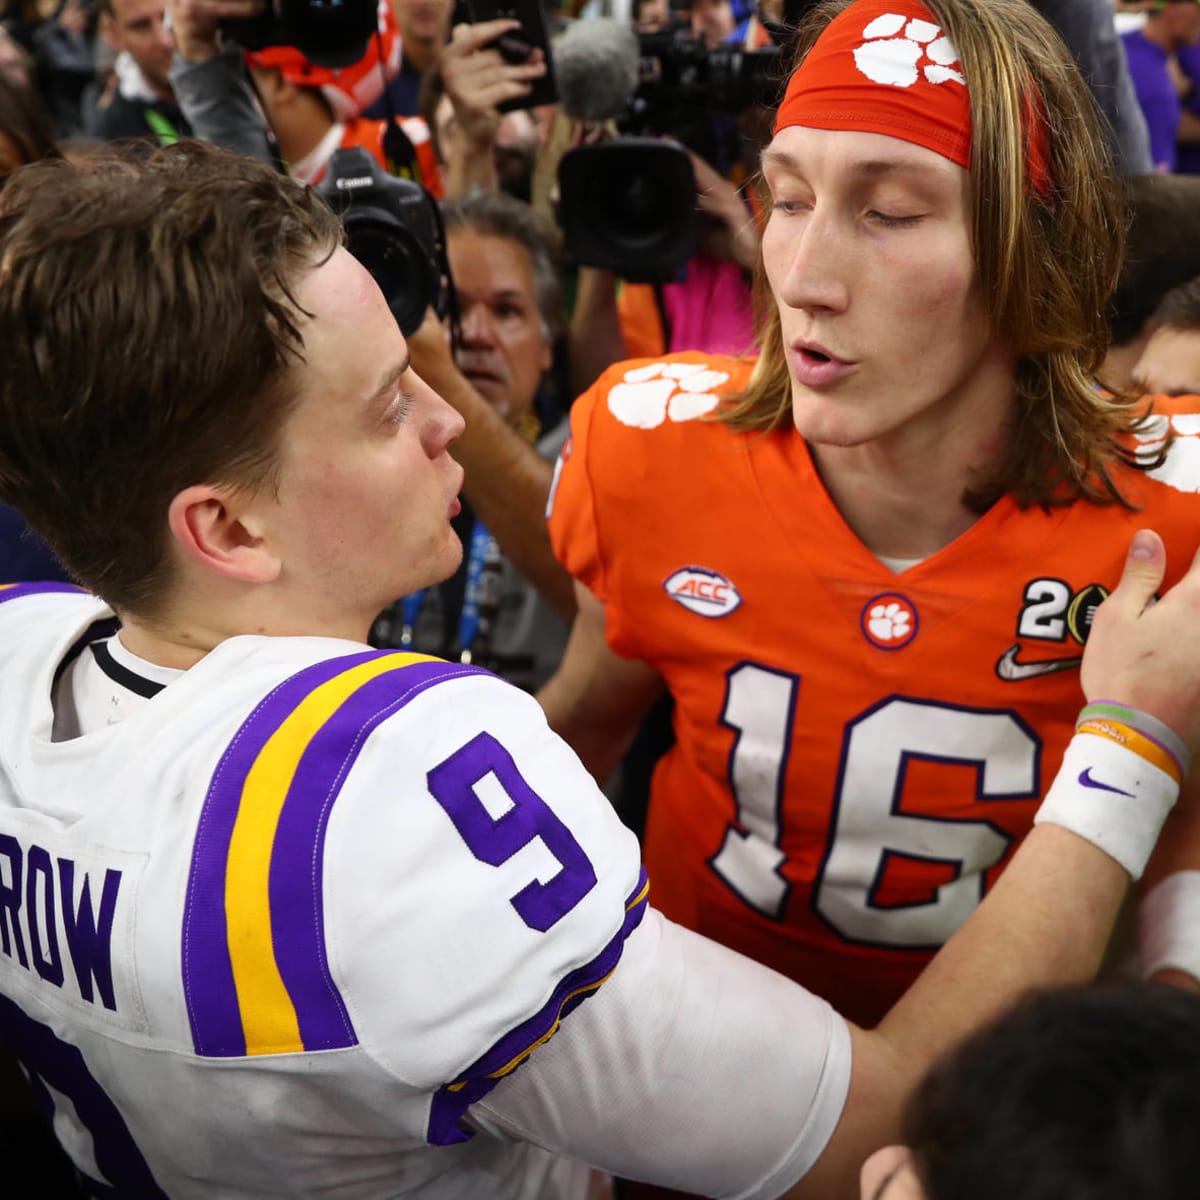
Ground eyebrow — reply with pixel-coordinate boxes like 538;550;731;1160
368;356;410;403
762;149;944;181
361;358;411;419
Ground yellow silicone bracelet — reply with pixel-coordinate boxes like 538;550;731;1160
1075;719;1183;786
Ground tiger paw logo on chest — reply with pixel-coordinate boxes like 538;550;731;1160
861;592;918;649
855;13;964;88
607;361;731;429
664;567;742;617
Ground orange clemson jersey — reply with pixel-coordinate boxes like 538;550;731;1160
549;353;1200;1027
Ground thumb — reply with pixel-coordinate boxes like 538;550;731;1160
1105;529;1165;619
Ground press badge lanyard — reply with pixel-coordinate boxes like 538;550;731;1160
397;520;501;659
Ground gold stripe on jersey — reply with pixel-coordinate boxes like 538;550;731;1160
227;651;437;1055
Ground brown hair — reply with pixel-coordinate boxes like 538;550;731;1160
724;0;1152;511
0;139;341;616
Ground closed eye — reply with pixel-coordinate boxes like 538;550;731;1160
382;389;414;428
866;210;923;228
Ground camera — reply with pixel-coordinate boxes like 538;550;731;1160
557;33;783;282
221;0;379;69
627;31;783;152
558;139;697;282
554;0;823;280
316;147;453;337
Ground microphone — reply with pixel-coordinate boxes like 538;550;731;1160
553;18;640;123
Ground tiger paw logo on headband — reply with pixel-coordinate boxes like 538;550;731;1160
854;13;964;88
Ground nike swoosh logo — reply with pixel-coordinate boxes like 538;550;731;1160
1078;767;1134;798
995;644;1083;682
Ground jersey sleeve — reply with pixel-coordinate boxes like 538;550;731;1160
471;907;852;1199
318;659;646;1145
546;372;611;605
547;353;751;619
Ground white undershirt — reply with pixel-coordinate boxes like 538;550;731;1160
52;635;181;740
876;553;924;574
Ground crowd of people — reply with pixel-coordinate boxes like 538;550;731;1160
3;0;1200;1198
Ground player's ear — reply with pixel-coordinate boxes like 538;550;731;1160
167;485;281;585
859;1144;925;1200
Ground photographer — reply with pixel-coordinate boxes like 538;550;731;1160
169;0;442;189
614;143;758;360
244;38;442;189
419;17;549;200
374;188;573;683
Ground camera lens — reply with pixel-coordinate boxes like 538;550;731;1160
345;222;438;337
594;173;675;250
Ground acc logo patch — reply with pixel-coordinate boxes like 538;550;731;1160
664;567;742;618
861;592;918;650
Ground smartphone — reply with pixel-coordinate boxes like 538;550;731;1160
465;0;559;112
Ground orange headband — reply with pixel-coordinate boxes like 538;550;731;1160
774;0;1051;197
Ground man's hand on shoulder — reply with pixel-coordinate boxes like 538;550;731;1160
1084;529;1200;750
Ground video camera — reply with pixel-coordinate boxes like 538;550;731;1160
625;30;783;154
555;0;813;282
221;0;379;70
316;147;453;338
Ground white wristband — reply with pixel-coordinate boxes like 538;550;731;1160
1139;871;1200;982
1033;731;1179;880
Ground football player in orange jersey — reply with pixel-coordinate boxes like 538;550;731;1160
542;0;1200;1039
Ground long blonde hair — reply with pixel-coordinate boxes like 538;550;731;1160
723;0;1155;510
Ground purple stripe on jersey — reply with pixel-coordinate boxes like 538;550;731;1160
182;649;386;1057
183;651;488;1057
268;660;489;1052
426;867;651;1146
0;581;85;603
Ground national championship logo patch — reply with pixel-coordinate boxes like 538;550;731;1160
860;592;918;649
664;567;742;618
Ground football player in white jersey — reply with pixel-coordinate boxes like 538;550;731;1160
2;138;1200;1200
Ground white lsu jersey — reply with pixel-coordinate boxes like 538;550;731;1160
0;584;646;1198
